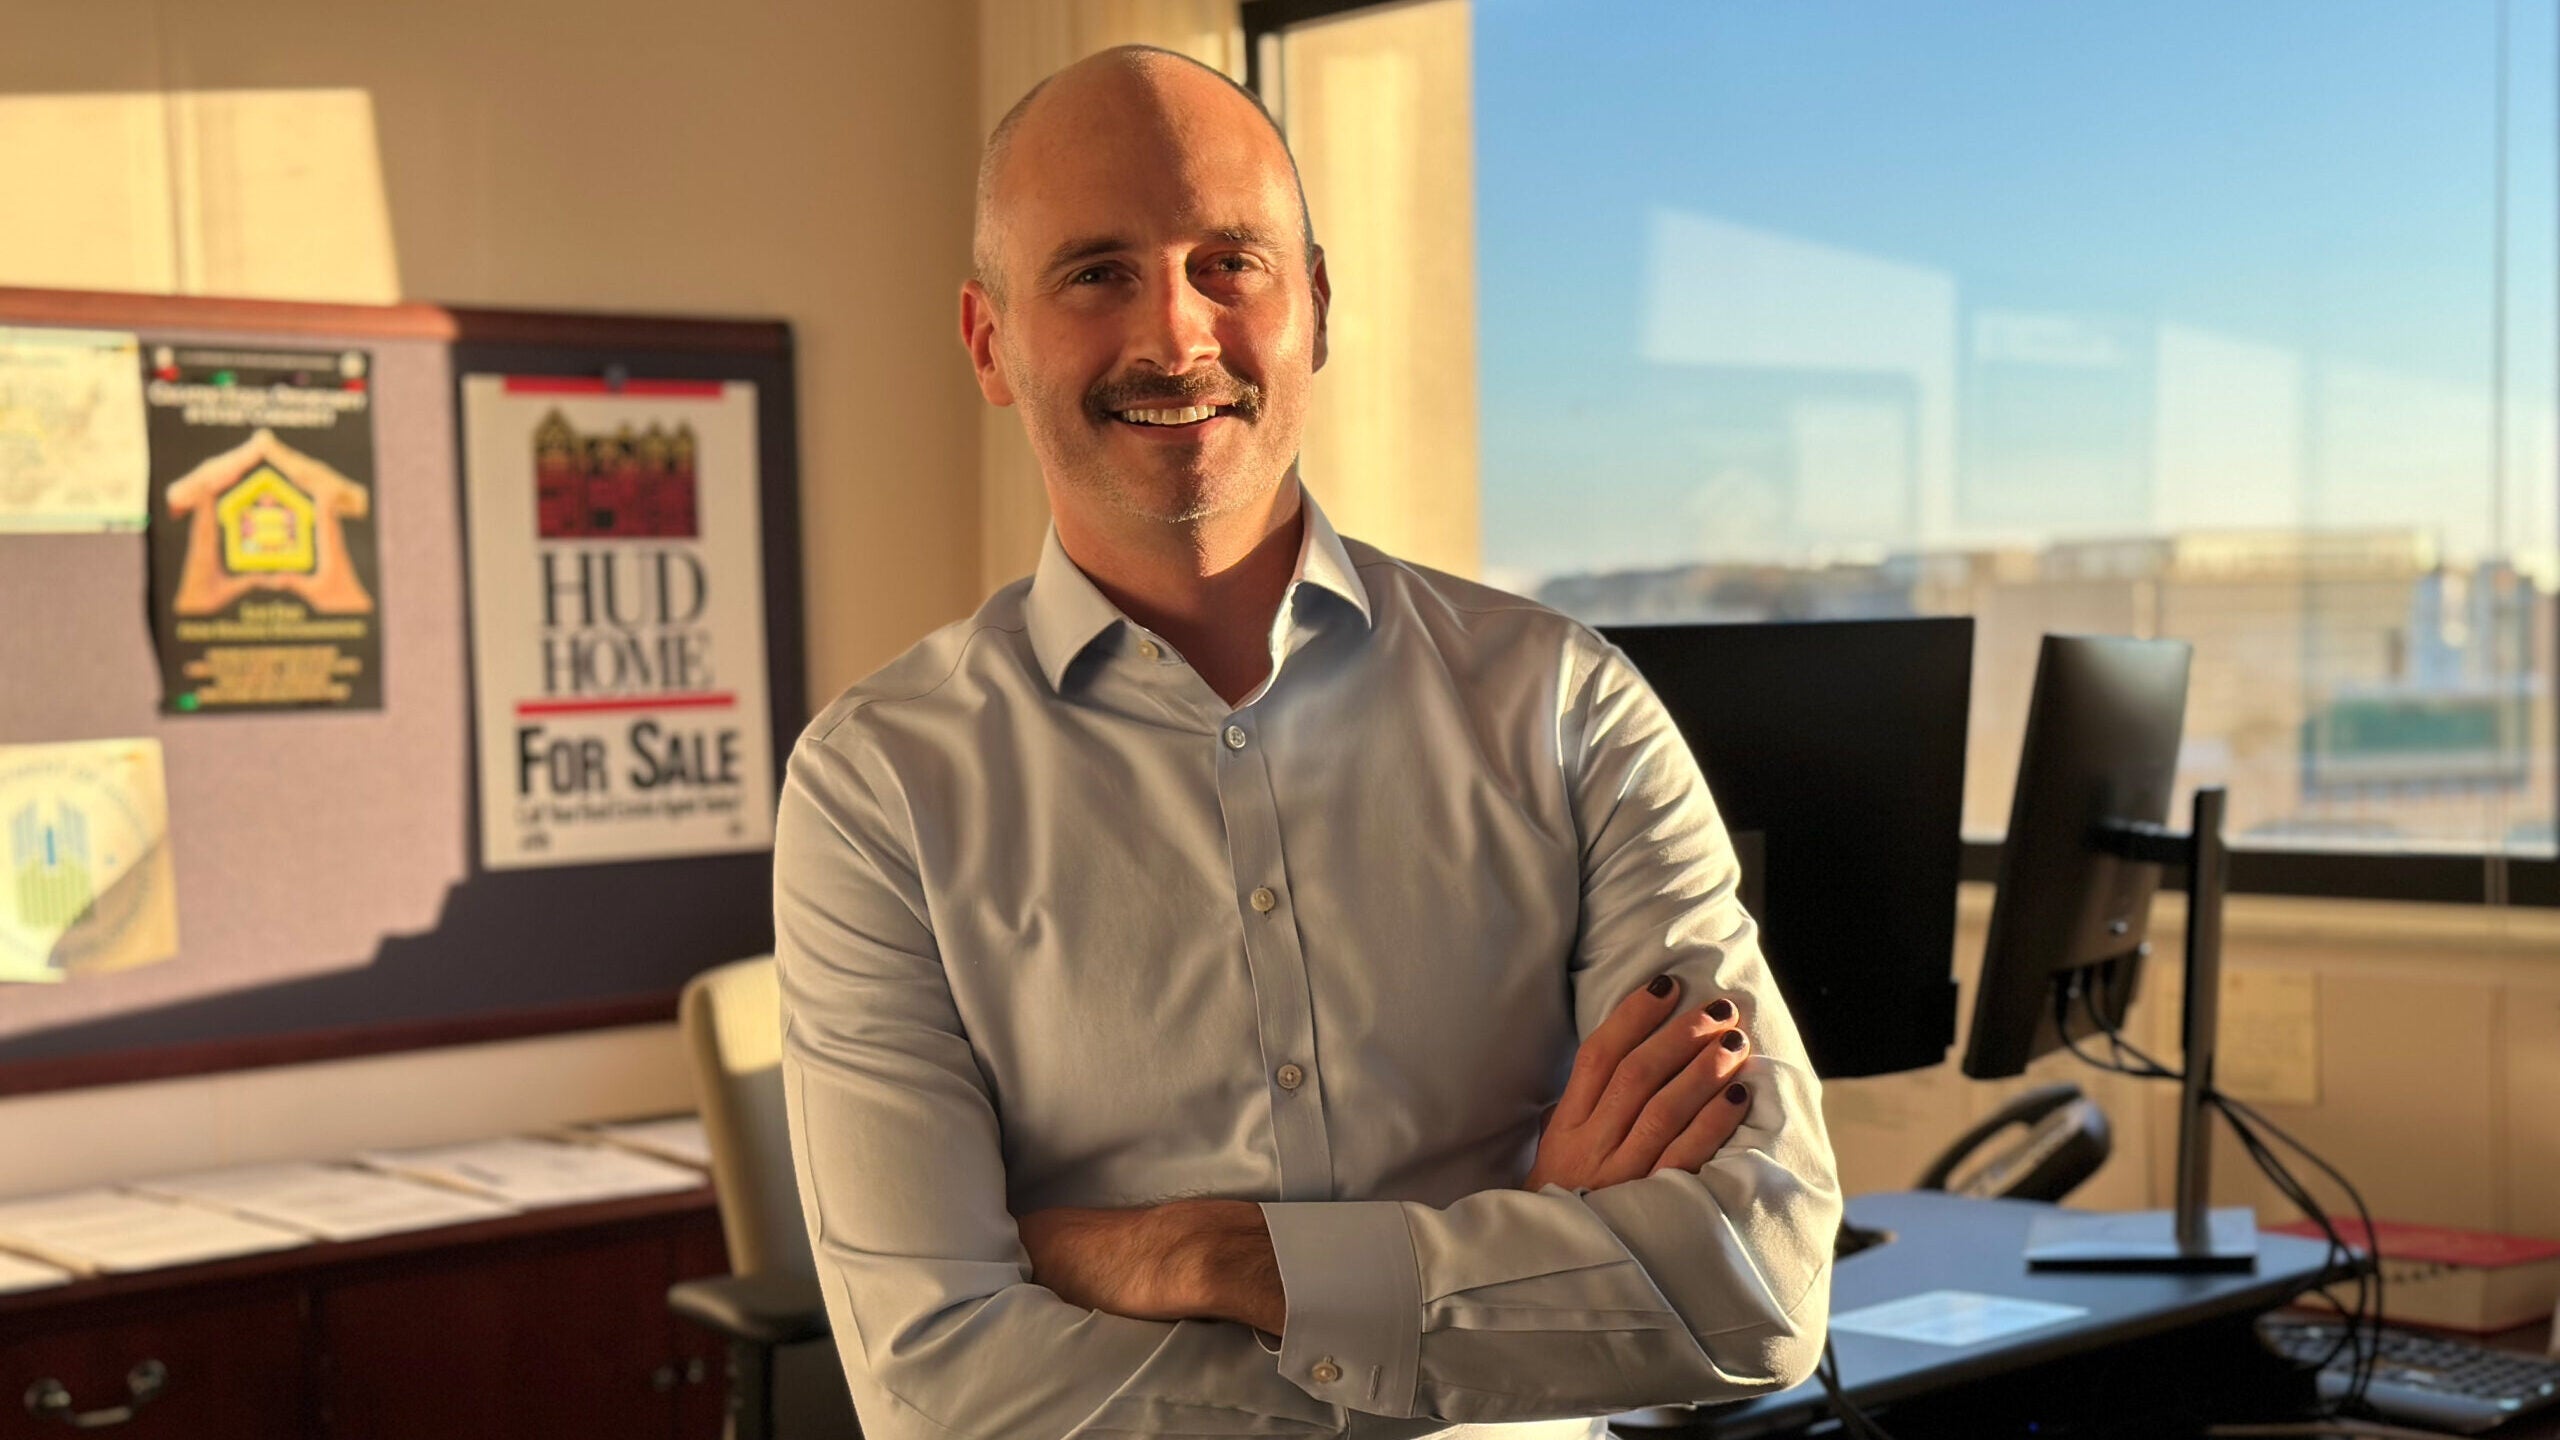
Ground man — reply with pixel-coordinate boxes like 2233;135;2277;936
776;44;1840;1440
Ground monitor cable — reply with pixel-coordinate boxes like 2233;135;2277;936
1813;1328;1892;1440
2055;977;2386;1420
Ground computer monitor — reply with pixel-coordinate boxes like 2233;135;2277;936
1962;633;2190;1080
1959;632;2255;1269
1602;618;1970;1080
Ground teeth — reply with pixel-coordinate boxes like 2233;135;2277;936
1120;405;1219;425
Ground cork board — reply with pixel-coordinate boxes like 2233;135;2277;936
0;289;805;1093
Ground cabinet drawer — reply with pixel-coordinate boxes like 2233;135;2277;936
319;1233;680;1440
0;1293;308;1440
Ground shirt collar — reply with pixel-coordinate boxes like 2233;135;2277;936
1294;491;1374;630
1024;488;1375;693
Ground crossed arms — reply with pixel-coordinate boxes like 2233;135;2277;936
775;645;1843;1439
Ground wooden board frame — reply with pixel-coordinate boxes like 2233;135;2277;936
0;288;806;1096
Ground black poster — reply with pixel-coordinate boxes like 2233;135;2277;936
144;344;384;713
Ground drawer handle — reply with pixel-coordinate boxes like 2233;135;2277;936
24;1360;168;1429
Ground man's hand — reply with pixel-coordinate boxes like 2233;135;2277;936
1522;975;1755;1192
1016;1199;1285;1335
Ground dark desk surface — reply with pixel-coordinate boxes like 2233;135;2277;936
1618;1189;2352;1437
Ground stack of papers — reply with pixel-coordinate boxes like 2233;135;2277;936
0;1189;309;1275
357;1136;704;1208
0;1250;71;1294
130;1162;517;1243
570;1114;710;1169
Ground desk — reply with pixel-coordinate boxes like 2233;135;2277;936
1617;1190;2356;1439
0;1185;728;1440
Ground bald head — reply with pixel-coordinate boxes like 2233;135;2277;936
971;44;1316;305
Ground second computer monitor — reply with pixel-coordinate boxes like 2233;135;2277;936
1961;633;2193;1080
1603;618;1970;1079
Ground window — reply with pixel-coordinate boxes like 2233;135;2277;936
1255;0;2560;903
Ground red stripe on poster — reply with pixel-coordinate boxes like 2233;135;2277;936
501;376;727;397
515;693;738;716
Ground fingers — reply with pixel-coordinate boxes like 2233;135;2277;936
1650;1078;1753;1176
1551;973;1684;1130
1587;996;1748;1152
165;429;271;508
1606;1019;1753;1181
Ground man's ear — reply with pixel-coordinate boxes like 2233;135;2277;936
1308;244;1332;374
959;278;1017;407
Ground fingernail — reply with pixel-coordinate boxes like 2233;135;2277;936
1705;998;1735;1022
1720;1029;1748;1052
1725;1082;1749;1105
1647;974;1675;998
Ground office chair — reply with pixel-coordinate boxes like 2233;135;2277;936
1914;1082;2112;1203
666;955;859;1440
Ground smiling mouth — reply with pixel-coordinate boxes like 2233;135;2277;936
1112;404;1238;428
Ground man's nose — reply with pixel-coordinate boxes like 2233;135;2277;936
1127;266;1221;375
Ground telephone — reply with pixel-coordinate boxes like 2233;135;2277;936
1914;1082;2112;1203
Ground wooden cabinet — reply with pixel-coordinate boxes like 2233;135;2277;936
0;1292;309;1440
0;1189;727;1440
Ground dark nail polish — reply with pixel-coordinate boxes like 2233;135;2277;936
1647;974;1674;998
1720;1029;1748;1052
1725;1082;1749;1105
1705;998;1735;1022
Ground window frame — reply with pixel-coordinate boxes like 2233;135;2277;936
1244;0;2560;908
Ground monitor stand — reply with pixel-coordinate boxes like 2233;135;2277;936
2024;787;2259;1273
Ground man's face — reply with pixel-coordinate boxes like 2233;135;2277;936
963;67;1330;530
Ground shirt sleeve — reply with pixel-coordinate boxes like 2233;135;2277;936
777;733;1458;1440
1257;636;1843;1424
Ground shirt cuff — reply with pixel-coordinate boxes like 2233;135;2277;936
1259;1199;1423;1415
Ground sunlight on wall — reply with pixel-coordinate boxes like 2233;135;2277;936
0;88;399;303
1282;0;1479;577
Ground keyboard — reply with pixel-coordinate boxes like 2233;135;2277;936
2258;1317;2560;1434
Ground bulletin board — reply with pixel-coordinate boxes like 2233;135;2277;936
0;288;806;1095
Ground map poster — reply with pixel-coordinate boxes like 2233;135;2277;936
0;739;180;984
461;375;775;870
144;344;385;713
0;326;149;532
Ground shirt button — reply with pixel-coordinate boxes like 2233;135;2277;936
1224;724;1249;750
1276;1063;1304;1091
1311;1358;1342;1385
1137;639;1160;661
1250;886;1277;913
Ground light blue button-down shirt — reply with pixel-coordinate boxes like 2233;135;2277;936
776;492;1840;1439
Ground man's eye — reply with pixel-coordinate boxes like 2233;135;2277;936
1070;267;1114;285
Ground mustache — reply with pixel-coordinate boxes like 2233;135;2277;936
1088;369;1264;420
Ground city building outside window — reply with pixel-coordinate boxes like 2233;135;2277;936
1254;0;2559;902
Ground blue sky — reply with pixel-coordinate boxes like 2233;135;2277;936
1476;0;2559;582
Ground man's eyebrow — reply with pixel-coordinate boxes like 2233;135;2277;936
1041;227;1289;275
1042;235;1133;275
1208;224;1286;249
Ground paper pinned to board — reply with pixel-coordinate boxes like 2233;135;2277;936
356;1136;703;1209
130;1161;518;1242
2217;969;2321;1107
1830;1289;2089;1348
0;326;149;532
0;1188;309;1274
0;738;181;984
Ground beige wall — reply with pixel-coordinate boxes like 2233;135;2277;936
1823;885;2560;1241
1280;0;1479;578
3;0;985;704
0;0;983;1193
